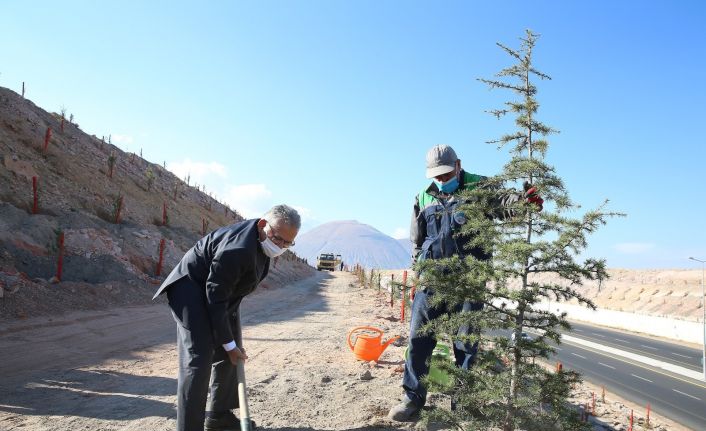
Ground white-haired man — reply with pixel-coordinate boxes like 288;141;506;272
154;205;300;431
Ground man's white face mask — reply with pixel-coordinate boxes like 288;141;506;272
260;225;286;258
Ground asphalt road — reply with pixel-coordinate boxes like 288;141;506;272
495;323;706;429
566;321;703;371
551;336;706;431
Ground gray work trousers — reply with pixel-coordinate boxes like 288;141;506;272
167;277;239;431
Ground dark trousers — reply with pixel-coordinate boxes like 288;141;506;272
167;277;239;431
402;288;482;407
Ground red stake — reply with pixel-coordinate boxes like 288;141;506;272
410;282;416;301
646;403;651;426
56;231;64;281
402;270;407;286
43;127;52;152
628;409;633;431
156;238;166;276
115;196;123;224
401;284;406;322
32;176;38;214
556;361;563;373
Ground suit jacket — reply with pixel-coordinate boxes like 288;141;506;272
153;218;270;345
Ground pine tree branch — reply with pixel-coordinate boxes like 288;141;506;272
478;78;528;94
529;67;551;80
496;42;522;61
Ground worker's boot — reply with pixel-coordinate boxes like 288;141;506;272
388;395;421;421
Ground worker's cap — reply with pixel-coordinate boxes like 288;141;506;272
425;144;458;178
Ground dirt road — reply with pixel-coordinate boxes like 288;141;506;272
0;271;416;431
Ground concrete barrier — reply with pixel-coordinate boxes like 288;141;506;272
544;301;703;345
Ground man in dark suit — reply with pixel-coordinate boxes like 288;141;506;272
154;204;300;431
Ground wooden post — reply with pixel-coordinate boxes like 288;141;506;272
556;361;562;373
162;201;167;226
646;403;651;427
390;274;394;307
22;82;25;98
601;386;605;403
32;176;38;214
56;231;64;281
60;117;64;132
591;392;595;415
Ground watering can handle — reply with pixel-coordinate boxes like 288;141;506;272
347;326;384;351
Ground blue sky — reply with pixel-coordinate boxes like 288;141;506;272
1;1;705;268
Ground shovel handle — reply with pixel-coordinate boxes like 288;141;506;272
236;360;252;431
234;311;252;431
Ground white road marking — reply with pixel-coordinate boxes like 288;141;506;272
672;389;701;401
574;329;584;332
592;333;607;338
571;353;587;359
671;353;692;359
561;334;704;381
640;344;659;351
599;362;616;369
614;338;631;343
631;374;653;383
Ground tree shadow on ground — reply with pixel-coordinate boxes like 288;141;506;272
0;368;175;420
261;427;408;431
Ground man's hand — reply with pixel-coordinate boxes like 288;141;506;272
226;347;248;365
523;181;544;211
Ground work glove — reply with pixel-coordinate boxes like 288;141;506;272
523;181;544;211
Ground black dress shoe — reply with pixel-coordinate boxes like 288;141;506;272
205;411;255;431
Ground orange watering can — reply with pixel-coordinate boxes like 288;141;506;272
347;326;400;362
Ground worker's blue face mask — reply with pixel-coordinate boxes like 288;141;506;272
435;176;459;194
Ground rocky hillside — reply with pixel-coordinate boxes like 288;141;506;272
0;85;314;321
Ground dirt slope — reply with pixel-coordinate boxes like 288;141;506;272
0;85;314;322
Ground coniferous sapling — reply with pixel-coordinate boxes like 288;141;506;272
418;30;621;431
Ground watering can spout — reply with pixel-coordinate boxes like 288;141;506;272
381;336;400;351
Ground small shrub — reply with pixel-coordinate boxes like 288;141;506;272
146;167;155;191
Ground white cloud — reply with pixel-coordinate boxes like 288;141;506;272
392;227;408;239
224;184;273;218
167;158;228;183
614;242;656;254
111;134;134;145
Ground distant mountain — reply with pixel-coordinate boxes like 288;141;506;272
293;220;412;270
397;237;413;257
